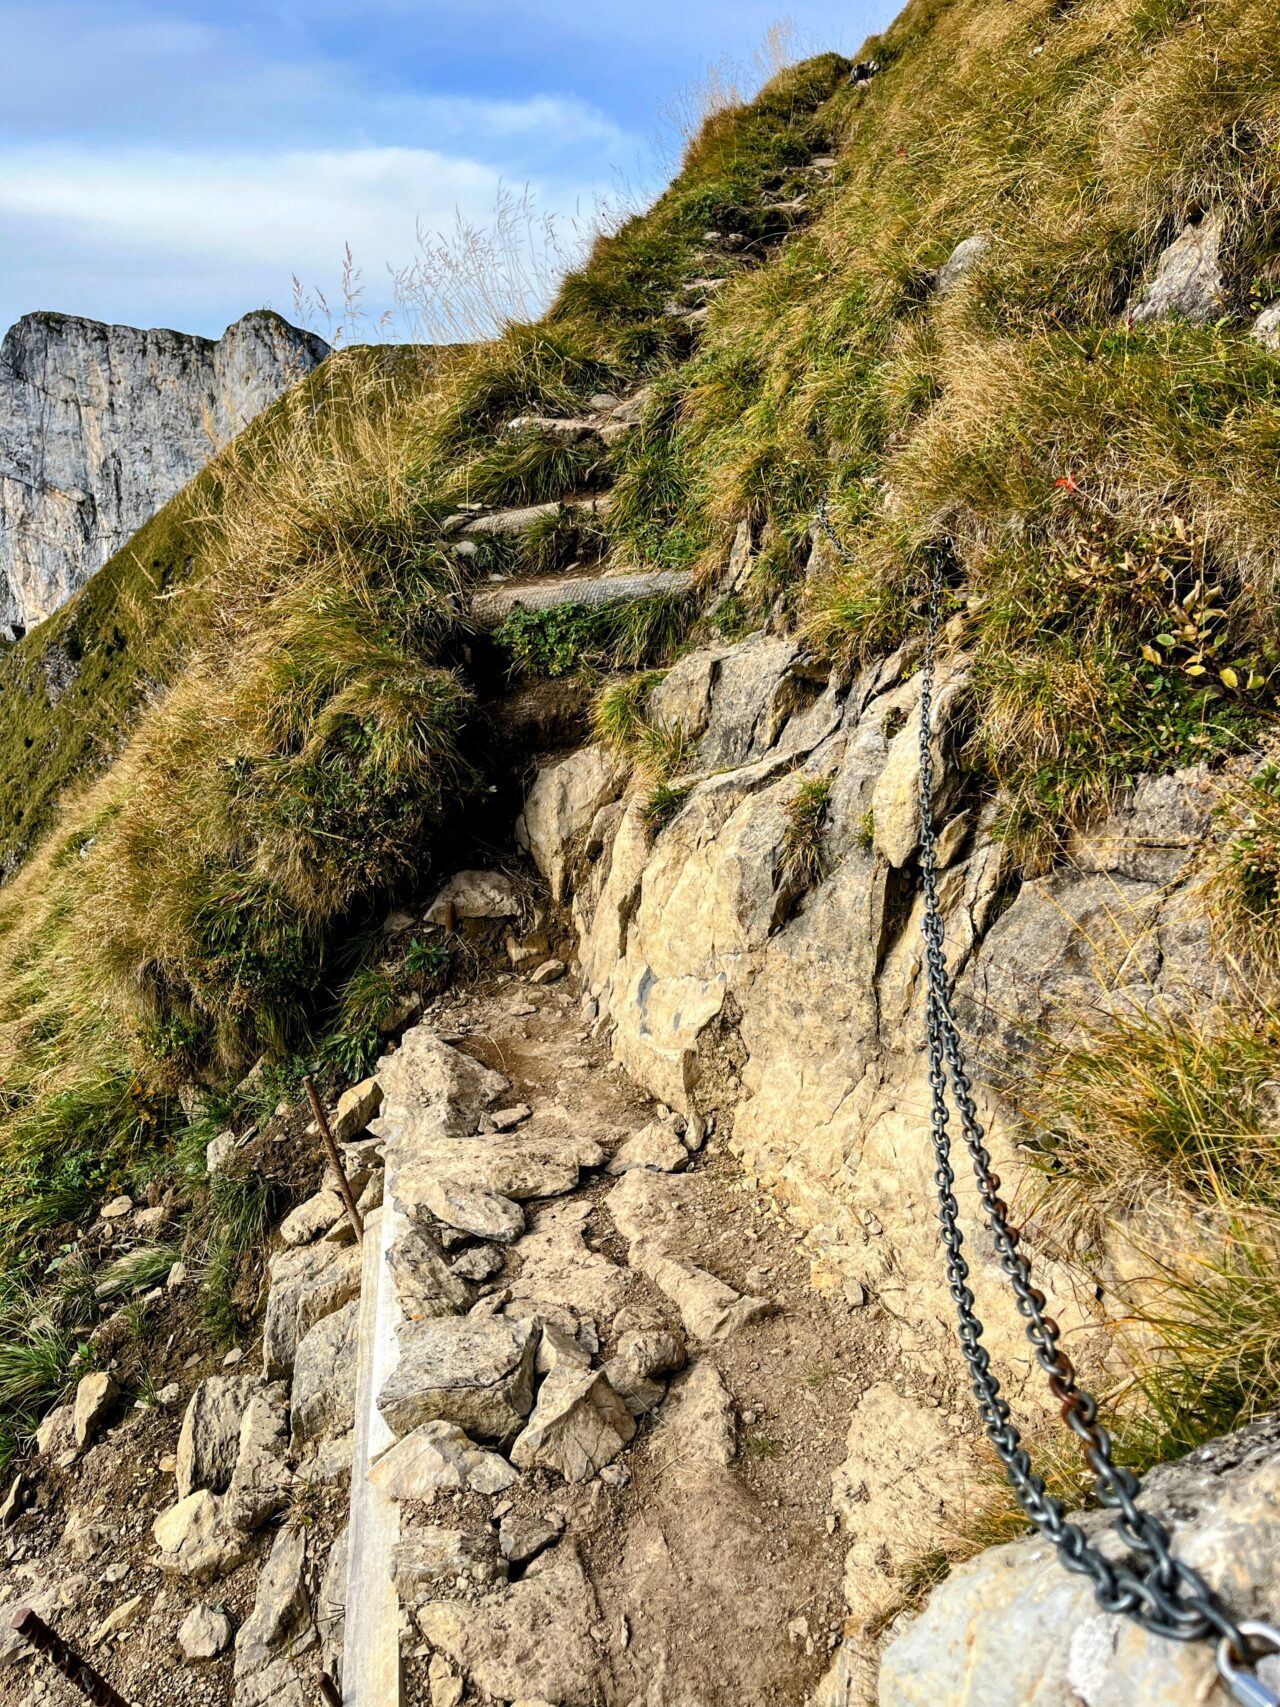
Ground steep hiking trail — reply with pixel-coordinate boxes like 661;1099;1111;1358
3;9;1280;1703
0;917;874;1707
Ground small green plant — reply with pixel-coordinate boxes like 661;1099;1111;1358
405;937;451;979
197;1165;286;1346
855;808;875;852
1213;765;1280;960
781;775;833;888
747;1433;783;1460
641;780;692;833
497;593;692;680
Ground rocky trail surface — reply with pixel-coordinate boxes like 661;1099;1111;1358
0;911;874;1707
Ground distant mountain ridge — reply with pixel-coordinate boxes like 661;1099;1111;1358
0;307;329;636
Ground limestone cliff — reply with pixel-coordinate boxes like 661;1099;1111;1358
0;309;328;635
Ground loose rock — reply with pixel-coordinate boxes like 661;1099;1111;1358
153;1490;248;1581
499;1512;565;1567
73;1372;118;1449
176;1375;254;1499
511;1367;636;1482
369;1420;518;1498
179;1602;234;1660
379;1316;537;1441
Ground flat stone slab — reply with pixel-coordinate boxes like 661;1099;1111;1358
417;1174;525;1244
472;569;693;628
379;1316;537;1442
369;1421;517;1498
395;1129;604;1214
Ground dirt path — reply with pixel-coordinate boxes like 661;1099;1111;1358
384;958;879;1706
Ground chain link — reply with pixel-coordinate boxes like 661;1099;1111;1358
814;496;856;563
811;501;1280;1701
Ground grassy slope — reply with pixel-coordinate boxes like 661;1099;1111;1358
0;1;1278;1478
0;62;847;1457
0;352;400;877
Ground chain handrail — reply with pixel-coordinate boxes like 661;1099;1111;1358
813;490;1280;1703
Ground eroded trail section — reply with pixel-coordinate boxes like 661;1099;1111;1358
360;964;872;1707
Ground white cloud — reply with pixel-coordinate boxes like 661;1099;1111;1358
0;124;639;337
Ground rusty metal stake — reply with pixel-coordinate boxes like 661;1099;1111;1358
318;1672;342;1706
303;1074;364;1242
11;1607;132;1707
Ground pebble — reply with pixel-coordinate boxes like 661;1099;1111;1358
491;1104;532;1131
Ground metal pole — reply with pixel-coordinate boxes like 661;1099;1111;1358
11;1608;132;1707
304;1075;364;1242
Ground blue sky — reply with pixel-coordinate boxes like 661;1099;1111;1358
0;1;895;341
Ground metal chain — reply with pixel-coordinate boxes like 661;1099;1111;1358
815;496;856;563
898;536;1280;1702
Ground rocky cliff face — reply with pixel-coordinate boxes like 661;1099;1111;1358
0;309;328;635
514;624;1262;1702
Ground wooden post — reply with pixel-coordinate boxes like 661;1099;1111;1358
303;1075;364;1242
11;1608;132;1707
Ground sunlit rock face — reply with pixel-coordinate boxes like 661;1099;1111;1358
0;307;328;635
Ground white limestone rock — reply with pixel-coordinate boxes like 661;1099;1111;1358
179;1602;235;1660
510;1367;637;1482
369;1420;518;1498
1128;212;1226;326
176;1375;255;1498
153;1490;249;1582
0;309;327;634
72;1372;118;1449
879;1417;1280;1707
378;1316;537;1442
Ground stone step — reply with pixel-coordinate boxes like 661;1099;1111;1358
500;415;602;442
472;569;693;628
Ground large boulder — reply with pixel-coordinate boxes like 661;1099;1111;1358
388;1224;475;1322
378;1316;537;1442
369;1421;517;1498
416;1542;607;1707
878;1417;1280;1706
176;1375;256;1499
372;1027;508;1146
234;1522;315;1706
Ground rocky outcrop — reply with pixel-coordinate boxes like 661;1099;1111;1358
878;1416;1280;1706
0;308;328;634
1128;212;1226;326
519;627;1235;1683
